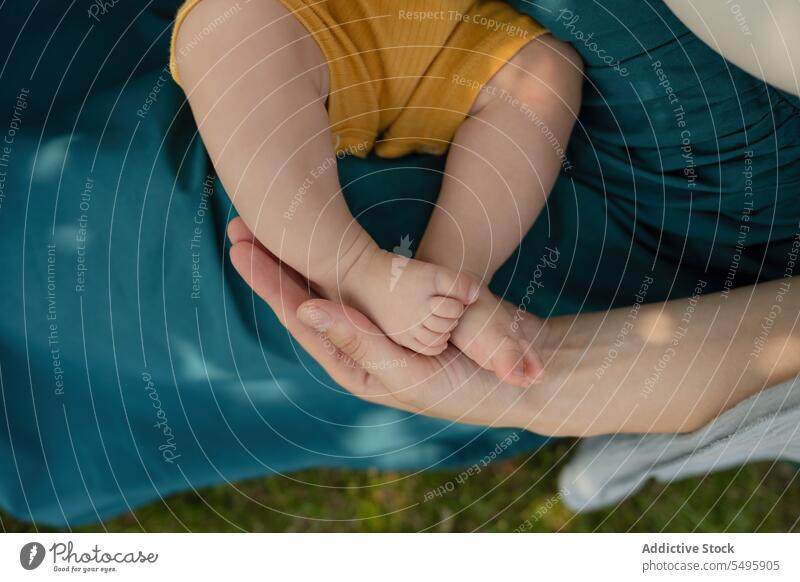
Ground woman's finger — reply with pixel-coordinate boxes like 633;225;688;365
230;241;301;326
228;221;311;291
296;300;414;388
295;299;449;413
230;240;367;386
229;241;412;411
227;217;266;250
299;300;424;411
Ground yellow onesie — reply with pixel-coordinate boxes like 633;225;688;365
170;0;548;159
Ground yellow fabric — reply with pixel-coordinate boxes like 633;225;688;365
170;1;548;159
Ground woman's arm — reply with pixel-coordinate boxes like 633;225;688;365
230;217;800;436
533;278;799;436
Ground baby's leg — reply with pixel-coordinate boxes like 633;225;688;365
417;35;583;383
174;0;478;354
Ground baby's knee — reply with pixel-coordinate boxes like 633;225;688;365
502;35;584;102
523;35;583;75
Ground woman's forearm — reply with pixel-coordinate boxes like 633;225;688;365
537;277;799;436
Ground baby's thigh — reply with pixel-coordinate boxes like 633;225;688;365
175;0;334;170
175;0;329;98
174;0;341;229
470;35;583;115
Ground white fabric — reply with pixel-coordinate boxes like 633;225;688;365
558;376;800;512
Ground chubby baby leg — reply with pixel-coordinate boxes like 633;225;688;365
174;0;477;354
418;35;583;384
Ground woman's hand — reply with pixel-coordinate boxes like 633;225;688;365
229;217;800;437
227;217;553;431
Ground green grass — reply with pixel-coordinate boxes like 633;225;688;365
2;441;798;532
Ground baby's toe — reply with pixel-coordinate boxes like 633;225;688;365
490;336;530;387
415;327;450;349
434;268;479;305
391;331;447;356
519;339;544;384
409;336;449;356
429;296;466;319
423;315;459;334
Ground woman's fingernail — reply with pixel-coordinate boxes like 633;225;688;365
300;304;332;331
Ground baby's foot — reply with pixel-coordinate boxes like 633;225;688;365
450;287;543;387
328;245;480;355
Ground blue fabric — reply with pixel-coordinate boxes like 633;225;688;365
0;1;798;526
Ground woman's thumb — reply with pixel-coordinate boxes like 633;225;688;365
296;300;406;375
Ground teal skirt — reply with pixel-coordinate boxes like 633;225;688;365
0;0;797;526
